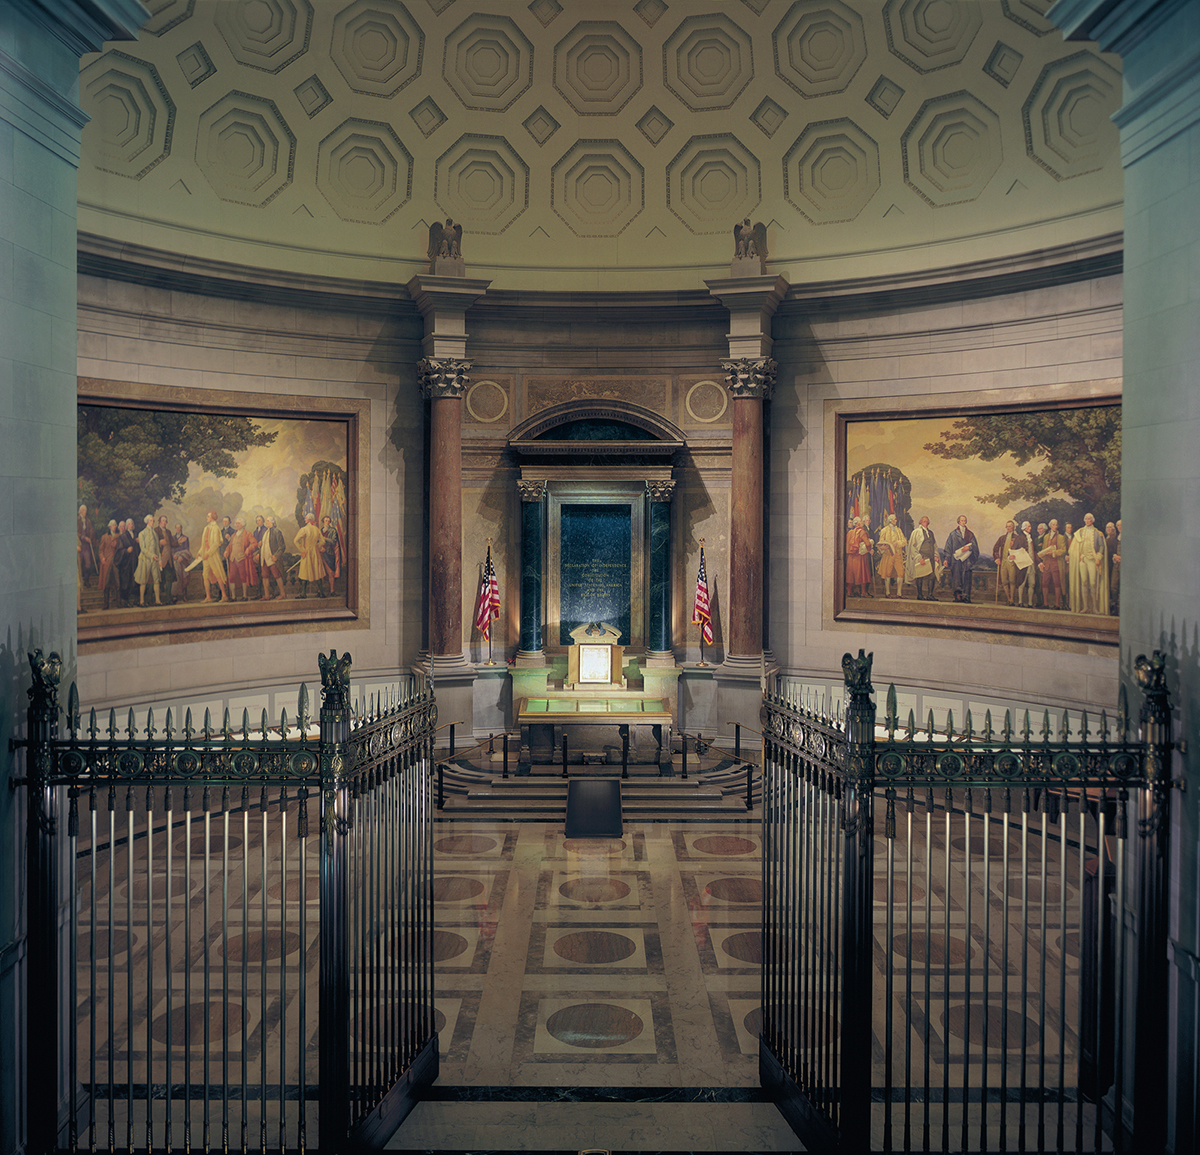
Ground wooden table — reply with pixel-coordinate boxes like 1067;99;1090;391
516;695;673;774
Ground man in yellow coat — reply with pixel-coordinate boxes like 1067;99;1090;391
294;514;324;599
197;509;229;603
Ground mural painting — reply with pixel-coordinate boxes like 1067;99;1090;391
77;381;364;646
837;400;1120;641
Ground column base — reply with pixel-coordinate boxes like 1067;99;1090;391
716;653;766;752
514;649;547;668
643;649;677;669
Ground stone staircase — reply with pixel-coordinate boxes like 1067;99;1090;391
434;755;760;823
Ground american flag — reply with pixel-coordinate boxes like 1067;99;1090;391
474;544;501;640
692;547;713;645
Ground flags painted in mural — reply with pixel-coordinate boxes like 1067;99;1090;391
475;545;501;640
692;548;713;645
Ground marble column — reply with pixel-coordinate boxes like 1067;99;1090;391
515;479;546;666
645;480;676;665
419;358;472;671
721;360;774;663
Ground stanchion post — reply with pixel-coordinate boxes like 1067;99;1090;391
681;739;688;781
561;734;568;778
449;723;455;758
622;727;629;780
734;723;741;760
502;733;509;779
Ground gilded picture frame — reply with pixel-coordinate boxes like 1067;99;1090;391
828;385;1121;645
77;379;370;651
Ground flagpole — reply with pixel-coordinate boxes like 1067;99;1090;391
696;538;708;667
484;538;496;665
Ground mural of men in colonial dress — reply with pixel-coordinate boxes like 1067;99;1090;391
906;516;939;601
945;516;979;604
1069;513;1109;615
876;514;907;598
845;517;872;598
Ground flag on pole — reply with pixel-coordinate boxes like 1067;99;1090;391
475;544;501;640
692;547;713;645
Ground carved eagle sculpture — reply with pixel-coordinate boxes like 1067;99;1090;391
428;217;463;264
733;218;767;263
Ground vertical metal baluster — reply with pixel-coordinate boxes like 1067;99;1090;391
372;768;382;1106
1038;797;1048;1153
1074;803;1086;1155
88;786;98;1155
202;785;211;1155
817;770;829;1120
833;773;844;1134
1113;789;1127;1155
279;788;288;1154
980;795;991;1154
298;787;308;1155
67;787;79;1151
260;785;269;1155
147;786;156;1153
165;783;174;1155
884;787;895;1154
962;793;973;1155
222;787;231;1155
1020;788;1030;1153
942;788;952;1152
126;786;135;1154
904;787;914;1153
1093;800;1106;1155
784;748;795;1081
923;788;932;1146
181;786;192;1155
1000;795;1010;1153
241;786;249;1155
1057;795;1068;1155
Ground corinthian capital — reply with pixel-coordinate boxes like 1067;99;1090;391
418;357;472;400
646;479;676;503
721;357;777;400
517;479;547;502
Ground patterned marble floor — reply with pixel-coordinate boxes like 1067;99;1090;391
386;819;802;1153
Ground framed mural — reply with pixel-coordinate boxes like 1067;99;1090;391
77;379;369;649
829;388;1120;644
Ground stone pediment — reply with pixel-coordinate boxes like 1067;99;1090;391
508;400;685;459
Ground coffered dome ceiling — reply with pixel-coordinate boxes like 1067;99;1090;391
77;0;1122;292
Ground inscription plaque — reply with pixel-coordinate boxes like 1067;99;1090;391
560;504;631;645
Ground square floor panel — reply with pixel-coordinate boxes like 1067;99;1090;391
531;923;656;973
520;992;675;1061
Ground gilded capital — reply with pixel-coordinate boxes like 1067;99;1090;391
721;357;776;400
517;479;548;502
646;479;676;503
418;357;472;400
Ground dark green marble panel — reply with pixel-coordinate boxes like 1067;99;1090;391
560;504;631;645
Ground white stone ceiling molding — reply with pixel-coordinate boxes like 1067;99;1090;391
75;0;1123;291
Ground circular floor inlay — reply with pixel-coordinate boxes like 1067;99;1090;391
892;931;970;965
553;929;637;964
120;875;191;902
435;835;497;855
559;877;631;903
222;931;301;962
721;930;764;964
693;835;756;856
187;833;244;855
433;876;486;902
545;1002;644;1048
267;878;319;902
563;838;627;855
950;835;1009;855
705;877;763;904
743;1006;764;1039
945;1002;1039;1048
77;928;132;959
874;878;926;904
152;1000;248;1046
1004;877;1062;903
432;930;470;961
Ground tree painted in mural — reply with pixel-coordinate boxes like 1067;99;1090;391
924;406;1121;527
78;406;277;522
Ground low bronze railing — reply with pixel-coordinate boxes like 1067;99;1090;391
10;649;438;1155
760;651;1177;1154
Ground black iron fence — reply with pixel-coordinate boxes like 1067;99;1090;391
10;649;438;1155
760;650;1176;1154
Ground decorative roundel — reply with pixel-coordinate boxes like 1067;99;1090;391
391;721;403;746
61;750;86;776
290;750;318;775
118;751;143;775
234;751;258;776
662;13;754;112
878;751;905;777
935;751;963;777
1052;751;1081;778
685;380;728;423
172;750;199;776
994;751;1021;778
665;133;761;233
466;380;509;422
369;732;382;758
901;91;1002;207
426;703;439;730
1109;751;1138;780
773;0;867;96
784;116;880;224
